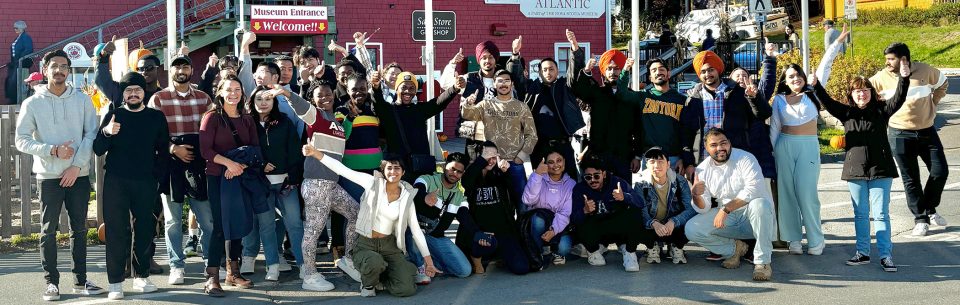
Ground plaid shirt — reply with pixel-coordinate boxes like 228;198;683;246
149;87;212;136
700;82;727;159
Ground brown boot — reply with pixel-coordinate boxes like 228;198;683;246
204;267;225;297
470;256;485;274
225;260;253;288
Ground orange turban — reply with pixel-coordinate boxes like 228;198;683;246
598;49;626;73
693;51;724;76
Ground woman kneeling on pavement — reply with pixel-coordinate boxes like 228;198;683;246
302;144;438;297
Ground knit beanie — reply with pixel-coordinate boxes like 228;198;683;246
119;72;147;91
394;72;419;91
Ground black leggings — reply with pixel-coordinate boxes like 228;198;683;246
205;176;243;267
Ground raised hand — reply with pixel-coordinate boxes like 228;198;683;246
612;182;625;201
463;92;479;107
449;47;465;65
512;35;523;54
535;158;548;175
327;39;340;52
370;70;382;89
454;70;467;90
624;58;635;71
178;41;189;56
807;73;818;87
899;57;911;78
583;195;596;214
266;84;290;100
353;32;367;47
838;23;850;42
764;37;777;57
585;56;597;72
102;115;120;136
208;53;219;68
566;29;578;50
242;31;257;47
745;75;758;97
312;61;326;79
101;36;117;58
691;174;705;196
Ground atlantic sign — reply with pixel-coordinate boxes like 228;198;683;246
250;5;329;34
520;0;605;18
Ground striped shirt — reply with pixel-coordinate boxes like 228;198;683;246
149;87;212;136
337;102;383;171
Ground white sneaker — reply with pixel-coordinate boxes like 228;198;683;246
277;258;292;272
42;283;60;301
552;253;566;265
301;274;335;292
415;265;431;285
622;251;640;272
670;245;687;264
336;257;361;282
911;223;930;237
107;283;123;300
587;248;606;266
646;245;661;264
168;267;185;285
360;286;376;297
807;242;825;256
131;277;158;293
930;213;948;227
265;264;280;281
571;244;590;258
788;241;803;254
240;256;256;274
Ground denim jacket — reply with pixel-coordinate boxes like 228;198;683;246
632;169;697;229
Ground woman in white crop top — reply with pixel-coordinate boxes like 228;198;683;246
770;63;826;256
302;143;439;297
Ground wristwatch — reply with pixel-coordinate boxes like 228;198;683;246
722;206;733;214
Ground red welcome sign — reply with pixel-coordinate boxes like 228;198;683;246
250;5;329;34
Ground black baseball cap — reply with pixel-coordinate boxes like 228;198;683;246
171;55;192;67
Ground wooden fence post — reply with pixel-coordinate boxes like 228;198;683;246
1;106;12;239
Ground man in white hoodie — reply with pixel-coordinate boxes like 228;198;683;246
16;50;102;301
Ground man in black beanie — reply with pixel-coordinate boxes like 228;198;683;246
93;72;171;300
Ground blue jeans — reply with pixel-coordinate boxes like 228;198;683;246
530;213;571;257
685;198;776;264
405;231;471;278
273;185;305;265
507;162;528;213
243;184;303;265
162;195;214;268
848;179;893;259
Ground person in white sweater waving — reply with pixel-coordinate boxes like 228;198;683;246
302;140;438;298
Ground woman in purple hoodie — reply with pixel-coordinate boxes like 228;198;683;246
522;150;575;265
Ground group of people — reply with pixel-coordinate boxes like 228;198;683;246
14;23;949;301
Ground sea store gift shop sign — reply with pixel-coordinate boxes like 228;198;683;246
520;0;604;18
251;5;329;34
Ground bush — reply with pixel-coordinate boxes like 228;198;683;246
772;48;884;106
853;3;960;27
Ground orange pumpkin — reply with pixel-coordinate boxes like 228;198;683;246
128;41;153;72
97;223;107;243
830;135;846;150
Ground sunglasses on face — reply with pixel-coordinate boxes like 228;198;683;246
583;173;602;181
137;65;158;73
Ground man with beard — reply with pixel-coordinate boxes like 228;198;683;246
407;152;477;283
619;57;695;173
440;40;505;160
148;53;216;286
16;50;104;301
461;69;538;213
93;72;170;300
569;45;634;180
685;128;775;281
870;42;950;237
95;37;162;109
508;30;585;180
681;51;770;178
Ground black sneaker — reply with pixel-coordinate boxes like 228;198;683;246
73;280;106;295
881;257;897;272
845;252;870;266
185;235;199;257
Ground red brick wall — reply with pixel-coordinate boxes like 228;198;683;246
334;0;608;136
1;0;156;98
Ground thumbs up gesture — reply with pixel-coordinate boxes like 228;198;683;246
535;158;549;175
425;189;439;207
101;36;117;57
612;182;625;202
512;35;523;54
302;137;323;160
178;41;190;56
449;47;465;65
208;52;219;68
583;195;597;214
454;69;467;90
103;115;121;136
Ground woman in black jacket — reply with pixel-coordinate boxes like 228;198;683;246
242;86;305;281
817;57;911;272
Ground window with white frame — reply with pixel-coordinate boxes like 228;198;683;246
554;42;590;73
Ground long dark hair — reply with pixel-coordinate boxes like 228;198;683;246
248;85;284;124
208;75;248;117
776;63;822;110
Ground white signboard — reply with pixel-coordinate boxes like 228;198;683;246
748;0;773;14
520;0;604;19
845;0;858;20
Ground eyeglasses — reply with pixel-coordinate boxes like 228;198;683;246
495;79;512;84
137;65;158;73
583;173;602;181
852;89;871;94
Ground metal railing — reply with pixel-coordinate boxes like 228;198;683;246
14;0;231;103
